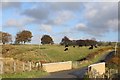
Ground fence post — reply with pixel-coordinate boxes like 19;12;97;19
29;61;31;71
13;61;16;73
22;62;25;72
38;62;41;70
0;61;3;74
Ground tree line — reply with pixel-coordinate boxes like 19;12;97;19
0;30;118;46
0;30;53;45
60;36;97;46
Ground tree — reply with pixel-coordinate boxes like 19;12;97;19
15;30;32;44
0;31;12;44
76;40;84;46
60;36;72;45
41;35;54;44
76;39;97;46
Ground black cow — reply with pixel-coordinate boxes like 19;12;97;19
65;45;68;48
78;45;82;47
73;46;75;48
94;45;97;48
89;45;93;49
64;48;68;51
78;58;87;61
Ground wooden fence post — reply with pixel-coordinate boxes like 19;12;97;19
22;62;25;72
13;61;16;72
38;62;41;70
0;61;3;74
29;61;31;71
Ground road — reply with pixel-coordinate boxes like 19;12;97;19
41;67;87;78
101;51;115;62
41;51;115;78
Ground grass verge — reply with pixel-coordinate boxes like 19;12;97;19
73;49;113;69
1;70;48;78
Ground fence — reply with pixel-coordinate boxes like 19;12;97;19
0;60;73;74
0;58;43;74
0;59;90;74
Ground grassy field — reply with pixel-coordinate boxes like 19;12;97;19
1;50;113;78
2;44;109;62
1;44;114;78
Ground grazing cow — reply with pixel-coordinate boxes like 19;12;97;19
65;45;69;48
78;45;82;47
94;45;97;48
85;44;87;47
78;58;87;61
89;45;93;49
73;46;75;48
64;48;68;51
100;60;105;62
91;45;93;47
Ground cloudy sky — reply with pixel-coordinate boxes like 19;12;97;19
1;0;119;44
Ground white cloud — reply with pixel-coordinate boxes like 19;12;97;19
4;17;34;28
54;10;75;25
1;2;21;9
73;3;118;37
85;9;97;19
78;2;118;36
22;2;80;25
5;19;23;27
14;2;118;38
22;7;49;21
40;24;52;33
23;17;35;24
75;23;87;30
107;19;118;31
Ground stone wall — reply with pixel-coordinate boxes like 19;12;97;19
42;61;72;72
88;62;105;75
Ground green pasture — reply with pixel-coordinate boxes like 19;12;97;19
2;44;107;62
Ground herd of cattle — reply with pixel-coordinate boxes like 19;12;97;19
64;44;98;51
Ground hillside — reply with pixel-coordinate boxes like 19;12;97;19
2;44;112;62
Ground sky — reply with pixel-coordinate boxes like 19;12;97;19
0;0;119;44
